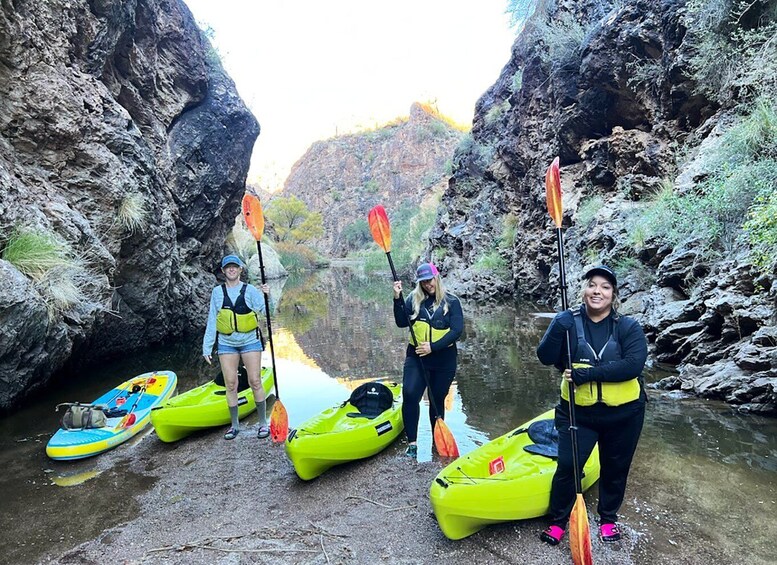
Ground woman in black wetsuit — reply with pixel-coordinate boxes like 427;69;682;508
536;265;648;545
393;262;463;459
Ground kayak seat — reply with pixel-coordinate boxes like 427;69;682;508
346;411;381;420
343;382;394;419
213;366;251;392
523;419;559;459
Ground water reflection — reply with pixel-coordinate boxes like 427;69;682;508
0;266;775;565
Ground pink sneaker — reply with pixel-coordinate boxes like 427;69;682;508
540;525;565;546
600;523;621;542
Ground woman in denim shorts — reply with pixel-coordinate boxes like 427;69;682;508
203;255;270;440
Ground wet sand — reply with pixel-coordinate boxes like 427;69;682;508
39;417;757;565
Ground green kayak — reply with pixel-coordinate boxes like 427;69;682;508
151;367;275;443
285;381;403;480
429;408;601;540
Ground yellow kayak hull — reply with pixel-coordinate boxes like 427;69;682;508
150;367;275;443
285;382;403;480
429;408;601;540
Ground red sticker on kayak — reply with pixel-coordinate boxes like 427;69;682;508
489;456;505;475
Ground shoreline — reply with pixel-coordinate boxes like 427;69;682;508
39;415;741;565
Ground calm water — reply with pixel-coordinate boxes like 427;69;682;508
1;266;775;564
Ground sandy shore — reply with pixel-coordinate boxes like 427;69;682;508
41;417;739;565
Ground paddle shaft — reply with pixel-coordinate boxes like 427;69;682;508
255;240;280;400
555;228;584;493
385;251;444;420
119;381;148;427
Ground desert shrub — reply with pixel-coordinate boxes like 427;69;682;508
626;57;664;97
685;0;777;104
363;179;380;194
484;100;511;125
611;254;656;287
422;172;441;188
36;266;87;319
342;219;371;250
534;10;589;71
716;98;777;163
265;195;324;244
744;188;777;272
2;228;73;280
456;133;474;156
474;249;510;278
274;241;324;272
576;195;605;229
358;198;438;271
631;101;777;260
428;120;450;137
117;192;148;233
511;68;524;94
499;213;518;251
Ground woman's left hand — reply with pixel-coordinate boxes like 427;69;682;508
261;284;270;294
563;369;573;382
415;342;432;356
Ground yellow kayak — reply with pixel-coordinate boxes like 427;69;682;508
429;408;601;540
46;371;177;460
285;381;403;480
150;367;275;443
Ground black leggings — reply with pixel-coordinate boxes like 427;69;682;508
401;355;455;443
549;398;645;527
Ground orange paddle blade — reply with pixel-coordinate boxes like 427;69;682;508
545;156;563;228
570;493;594;565
117;412;136;429
270;400;289;443
241;193;265;241
368;205;391;252
432;418;459;458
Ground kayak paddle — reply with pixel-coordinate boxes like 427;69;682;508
117;375;157;429
545;157;594;565
368;204;459;458
241;193;288;443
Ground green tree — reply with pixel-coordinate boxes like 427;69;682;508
265;196;324;244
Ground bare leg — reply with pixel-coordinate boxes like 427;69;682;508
219;353;241;407
219;353;241;434
242;350;266;426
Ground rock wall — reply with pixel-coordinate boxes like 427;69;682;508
283;102;464;257
430;0;776;414
0;0;259;410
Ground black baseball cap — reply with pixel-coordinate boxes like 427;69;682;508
583;265;617;287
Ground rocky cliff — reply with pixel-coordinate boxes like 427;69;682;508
0;0;259;410
283;103;464;257
430;0;777;414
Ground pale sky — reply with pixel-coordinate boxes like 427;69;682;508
183;0;517;191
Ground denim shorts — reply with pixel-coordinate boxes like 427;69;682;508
217;340;264;355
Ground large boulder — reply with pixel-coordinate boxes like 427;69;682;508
0;0;259;410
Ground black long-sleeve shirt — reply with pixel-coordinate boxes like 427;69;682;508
536;308;647;384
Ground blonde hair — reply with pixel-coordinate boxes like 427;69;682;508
409;275;449;320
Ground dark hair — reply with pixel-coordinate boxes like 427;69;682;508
579;278;621;310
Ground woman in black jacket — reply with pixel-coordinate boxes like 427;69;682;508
393;263;463;459
536;265;647;545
